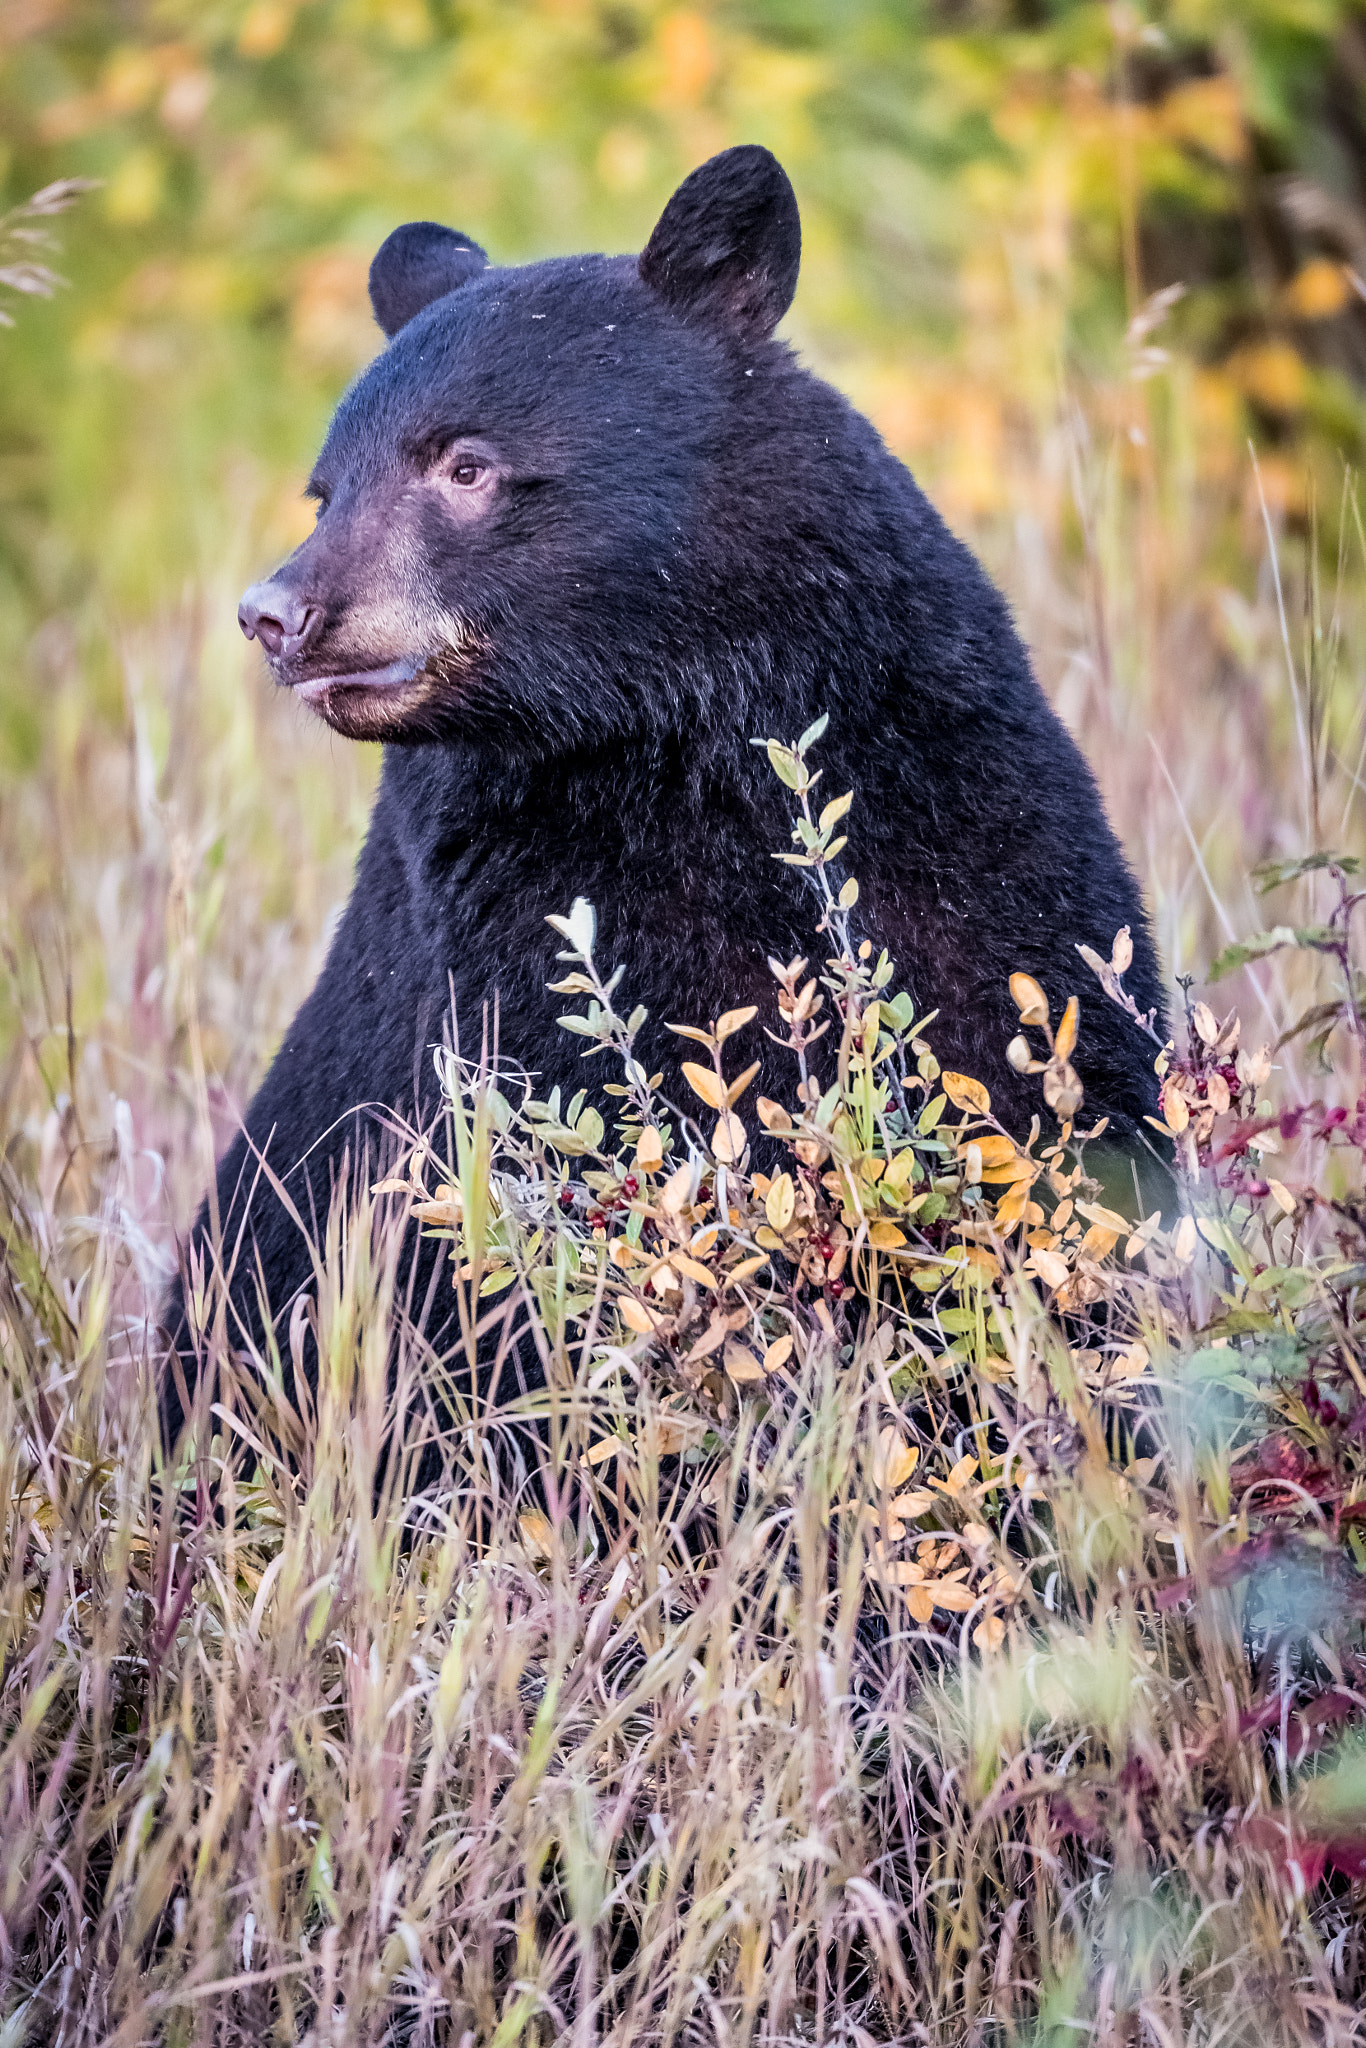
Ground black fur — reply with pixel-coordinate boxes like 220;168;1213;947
166;147;1164;1424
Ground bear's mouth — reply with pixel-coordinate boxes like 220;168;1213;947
292;656;425;702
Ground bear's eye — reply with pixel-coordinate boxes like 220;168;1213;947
450;460;485;487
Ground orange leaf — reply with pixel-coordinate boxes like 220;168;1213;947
930;1580;976;1613
725;1059;761;1108
1053;995;1080;1062
671;1254;718;1291
682;1062;726;1111
711;1112;746;1164
942;1072;991;1116
1009;972;1049;1027
715;1006;758;1042
966;1134;1017;1169
905;1584;935;1623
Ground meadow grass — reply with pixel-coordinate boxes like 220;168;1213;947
3;652;1366;2042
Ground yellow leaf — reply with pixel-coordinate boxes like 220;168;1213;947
711;1111;747;1164
905;1584;935;1623
690;1225;720;1255
660;1163;693;1216
1009;972;1049;1027
966;1134;1017;1169
667;1022;715;1047
1028;1247;1070;1289
1079;1223;1119;1261
1053;995;1080;1062
1267;1178;1296;1216
725;1254;769;1288
888;1487;933;1518
635;1127;663;1171
671;1254;718;1290
974;1614;1006;1652
1076;1200;1129;1234
755;1097;792;1132
979;1156;1037;1185
1284;256;1351;320
994;1182;1032;1231
725;1059;761;1108
682;1062;727;1111
763;1334;794;1375
586;1436;621;1466
755;1225;785;1250
872;1426;919;1493
518;1510;555;1560
723;1342;764;1384
765;1172;796;1232
942;1072;991;1116
715;1005;758;1042
868;1220;907;1251
1115;1340;1150;1380
930;1579;976;1613
619;1297;663;1334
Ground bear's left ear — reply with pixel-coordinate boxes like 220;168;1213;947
638;145;800;342
369;222;488;339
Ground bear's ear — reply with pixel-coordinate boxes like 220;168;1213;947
638;145;800;341
369;222;488;339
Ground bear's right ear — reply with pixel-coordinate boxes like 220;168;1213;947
639;145;800;342
368;222;488;339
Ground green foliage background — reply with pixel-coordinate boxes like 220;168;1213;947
6;1;1366;648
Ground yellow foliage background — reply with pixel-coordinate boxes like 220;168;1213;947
3;0;1366;1219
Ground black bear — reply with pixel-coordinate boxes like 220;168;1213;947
165;146;1163;1417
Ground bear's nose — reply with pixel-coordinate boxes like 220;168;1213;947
238;581;324;663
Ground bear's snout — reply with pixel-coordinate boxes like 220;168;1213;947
238;580;324;664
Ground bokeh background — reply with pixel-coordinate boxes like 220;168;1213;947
4;0;1366;1234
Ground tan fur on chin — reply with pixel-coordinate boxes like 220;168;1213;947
300;650;475;741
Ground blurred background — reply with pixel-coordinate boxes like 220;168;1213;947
3;0;1366;1235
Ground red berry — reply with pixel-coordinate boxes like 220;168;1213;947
558;1187;575;1212
587;1209;606;1228
828;1278;846;1299
622;1175;639;1198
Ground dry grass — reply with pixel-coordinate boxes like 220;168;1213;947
4;673;1366;2041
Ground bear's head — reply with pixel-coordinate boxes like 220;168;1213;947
238;146;810;749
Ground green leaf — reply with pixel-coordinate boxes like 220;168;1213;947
1206;926;1337;980
765;740;802;789
1253;850;1360;893
567;896;596;958
883;991;915;1032
798;712;829;753
575;1105;605;1149
917;1093;947;1134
